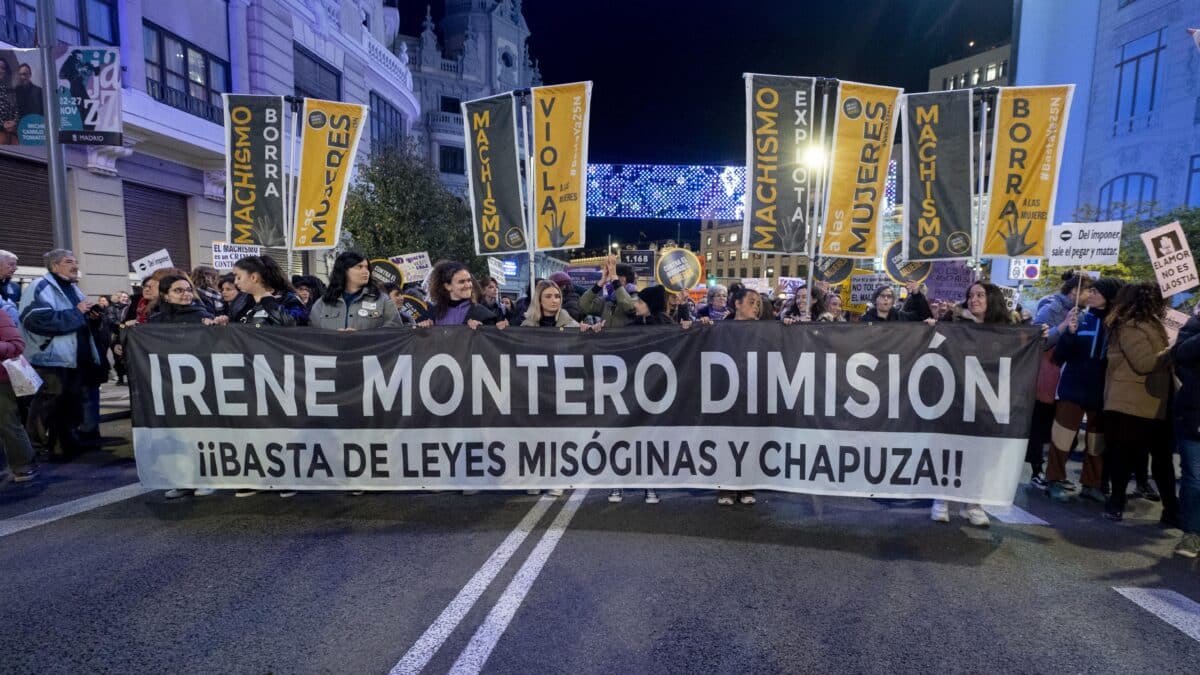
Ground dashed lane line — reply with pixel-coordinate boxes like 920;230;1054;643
1113;587;1200;643
984;504;1050;526
0;483;152;539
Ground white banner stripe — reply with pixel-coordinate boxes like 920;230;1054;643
391;495;556;675
983;504;1049;526
449;489;589;674
1113;588;1200;642
0;483;151;539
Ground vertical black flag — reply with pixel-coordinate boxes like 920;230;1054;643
744;74;817;254
463;93;528;255
902;90;975;261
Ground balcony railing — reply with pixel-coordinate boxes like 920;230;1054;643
426;111;462;132
146;77;223;125
0;16;36;47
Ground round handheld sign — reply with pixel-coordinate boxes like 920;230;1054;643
813;255;854;285
883;240;933;285
369;258;404;288
654;248;702;293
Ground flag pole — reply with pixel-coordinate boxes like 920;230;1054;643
37;0;72;251
519;91;537;301
805;78;832;307
285;96;302;278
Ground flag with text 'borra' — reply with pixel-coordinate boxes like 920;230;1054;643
982;85;1073;258
463;93;527;255
293;99;367;250
532;82;592;251
223;95;286;247
901;89;975;262
743;74;818;255
820;81;903;259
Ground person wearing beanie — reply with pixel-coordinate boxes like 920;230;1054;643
1044;277;1124;502
629;284;671;326
862;282;932;322
549;270;585;322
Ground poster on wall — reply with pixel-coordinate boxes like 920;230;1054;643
0;46;122;146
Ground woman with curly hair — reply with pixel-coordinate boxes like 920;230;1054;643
416;261;498;328
1101;282;1177;525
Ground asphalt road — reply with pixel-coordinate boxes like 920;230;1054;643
2;422;1198;673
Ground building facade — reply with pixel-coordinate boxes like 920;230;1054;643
929;44;1012;92
1015;0;1200;223
0;0;419;296
397;0;541;193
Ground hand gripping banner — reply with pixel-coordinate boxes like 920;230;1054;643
463;93;528;255
532;81;592;251
744;74;817;254
982;85;1073;258
224;95;286;247
820;81;902;259
128;322;1039;505
901;90;975;261
293;99;368;251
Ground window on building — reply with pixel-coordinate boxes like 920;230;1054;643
1187;156;1200;208
1194;96;1200;125
942;77;949;90
440;96;462;114
439;145;465;174
1098;173;1157;221
705;251;712;261
1113;29;1165;134
718;233;726;244
781;265;790;277
717;250;725;261
57;0;118;46
740;267;748;278
741;250;749;260
971;68;981;86
999;60;1008;79
369;91;405;154
985;63;997;82
767;267;775;277
752;267;761;277
705;235;712;246
0;1;37;47
294;45;341;101
1118;0;1138;7
729;232;738;243
144;22;227;124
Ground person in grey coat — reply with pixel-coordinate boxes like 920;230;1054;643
309;252;404;331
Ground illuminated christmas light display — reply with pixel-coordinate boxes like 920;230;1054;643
585;161;897;220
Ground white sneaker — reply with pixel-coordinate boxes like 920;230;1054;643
234;489;257;498
930;500;950;523
193;488;214;497
279;490;297;498
164;488;191;499
644;489;659;504
960;504;990;527
526;489;541;495
548;489;564;496
608;489;623;503
738;492;756;505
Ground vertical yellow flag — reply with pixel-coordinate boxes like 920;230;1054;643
820;81;902;259
294;99;367;250
532;81;591;251
983;85;1073;258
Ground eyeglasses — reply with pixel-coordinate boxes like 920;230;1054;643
170;287;194;296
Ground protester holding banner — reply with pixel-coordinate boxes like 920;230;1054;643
122;274;162;327
217;274;248;322
1027;272;1087;490
779;287;811;325
1045;278;1123;503
696;285;730;322
416;261;496;329
292;276;325;314
716;286;766;507
580;256;638;328
862;282;932;323
1101;283;1178;526
548;271;586;322
1172;312;1200;558
520;280;580;329
667;290;693;324
232;256;304;328
815;294;847;323
146;274;220;325
309;252;404;332
191;266;223;316
629;285;672;327
480;277;512;324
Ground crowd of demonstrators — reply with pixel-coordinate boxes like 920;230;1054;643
863;281;933;323
520;279;580;329
1027;272;1087;490
309;252;403;331
232;256;307;327
580;257;638;328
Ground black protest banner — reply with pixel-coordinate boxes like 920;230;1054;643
128;322;1039;504
223;95;286;246
463;93;528;255
744;74;817;254
902;90;974;261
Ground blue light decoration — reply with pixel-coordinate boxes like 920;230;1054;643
585;161;897;220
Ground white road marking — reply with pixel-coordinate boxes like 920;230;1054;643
391;495;557;675
1114;588;1200;642
0;483;152;539
984;504;1050;526
448;489;589;674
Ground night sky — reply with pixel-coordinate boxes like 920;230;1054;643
401;1;1014;250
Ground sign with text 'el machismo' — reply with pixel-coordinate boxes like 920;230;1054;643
463;93;527;255
223;95;286;247
821;81;903;259
532;81;592;251
901;90;975;261
743;74;818;254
